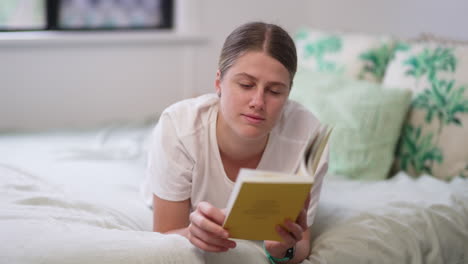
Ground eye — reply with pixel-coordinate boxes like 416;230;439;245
268;88;282;95
239;83;254;89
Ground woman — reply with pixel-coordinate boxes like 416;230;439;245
142;21;328;264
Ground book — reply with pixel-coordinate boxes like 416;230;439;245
222;124;333;241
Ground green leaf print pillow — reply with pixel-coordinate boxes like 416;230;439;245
383;41;468;180
290;70;412;180
294;28;396;83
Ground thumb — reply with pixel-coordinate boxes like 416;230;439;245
303;193;311;209
221;208;227;215
296;208;308;231
198;201;225;225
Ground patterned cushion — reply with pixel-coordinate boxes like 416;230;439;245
383;41;468;180
290;70;412;180
294;29;396;83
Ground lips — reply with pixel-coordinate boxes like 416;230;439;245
242;114;265;124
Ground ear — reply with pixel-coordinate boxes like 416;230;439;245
215;70;222;95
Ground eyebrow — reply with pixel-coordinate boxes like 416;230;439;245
233;72;288;88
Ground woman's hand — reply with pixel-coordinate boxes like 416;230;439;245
188;201;237;252
264;195;310;261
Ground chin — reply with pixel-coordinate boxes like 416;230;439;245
237;127;270;141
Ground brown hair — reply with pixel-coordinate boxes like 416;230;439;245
218;22;297;87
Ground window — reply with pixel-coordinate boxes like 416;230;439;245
0;0;173;31
0;1;46;30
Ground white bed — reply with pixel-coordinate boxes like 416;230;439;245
1;125;467;263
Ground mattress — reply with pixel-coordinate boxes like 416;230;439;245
1;125;467;263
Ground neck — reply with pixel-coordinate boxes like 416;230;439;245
216;114;268;166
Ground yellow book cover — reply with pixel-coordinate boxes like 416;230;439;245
222;124;332;241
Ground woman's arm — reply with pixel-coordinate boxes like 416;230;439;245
153;194;237;252
152;194;190;236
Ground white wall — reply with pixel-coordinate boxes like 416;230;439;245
191;0;468;96
1;0;467;132
0;35;203;131
304;0;468;41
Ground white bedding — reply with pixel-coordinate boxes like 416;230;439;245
0;126;467;263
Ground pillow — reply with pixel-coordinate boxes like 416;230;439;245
294;28;396;83
290;70;412;180
382;41;468;180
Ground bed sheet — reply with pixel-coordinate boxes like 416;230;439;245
0;127;270;264
0;126;467;264
310;173;468;263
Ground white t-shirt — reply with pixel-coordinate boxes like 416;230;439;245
141;93;328;226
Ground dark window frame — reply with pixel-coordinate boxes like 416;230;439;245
0;0;173;32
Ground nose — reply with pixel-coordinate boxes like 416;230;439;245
249;88;265;110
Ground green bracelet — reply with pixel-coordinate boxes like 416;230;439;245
262;242;291;264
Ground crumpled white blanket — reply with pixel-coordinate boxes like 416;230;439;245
308;173;468;264
0;164;269;264
1;128;467;264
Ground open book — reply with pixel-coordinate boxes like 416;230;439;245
222;124;333;241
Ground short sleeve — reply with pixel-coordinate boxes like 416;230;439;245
145;112;194;203
307;143;329;226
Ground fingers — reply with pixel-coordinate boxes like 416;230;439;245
188;201;236;252
285;219;304;240
266;211;310;257
275;226;296;246
296;208;308;230
188;228;229;252
275;217;307;247
190;203;227;238
303;193;311;209
270;195;310;247
297;194;310;230
198;201;226;226
189;223;236;252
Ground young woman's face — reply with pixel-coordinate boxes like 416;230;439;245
216;51;291;141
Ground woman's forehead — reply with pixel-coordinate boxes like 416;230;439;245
232;72;288;88
226;51;290;84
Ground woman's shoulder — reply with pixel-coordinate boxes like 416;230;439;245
159;93;219;136
283;100;320;122
274;100;321;141
164;93;218;113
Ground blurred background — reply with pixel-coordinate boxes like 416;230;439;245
1;0;467;132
